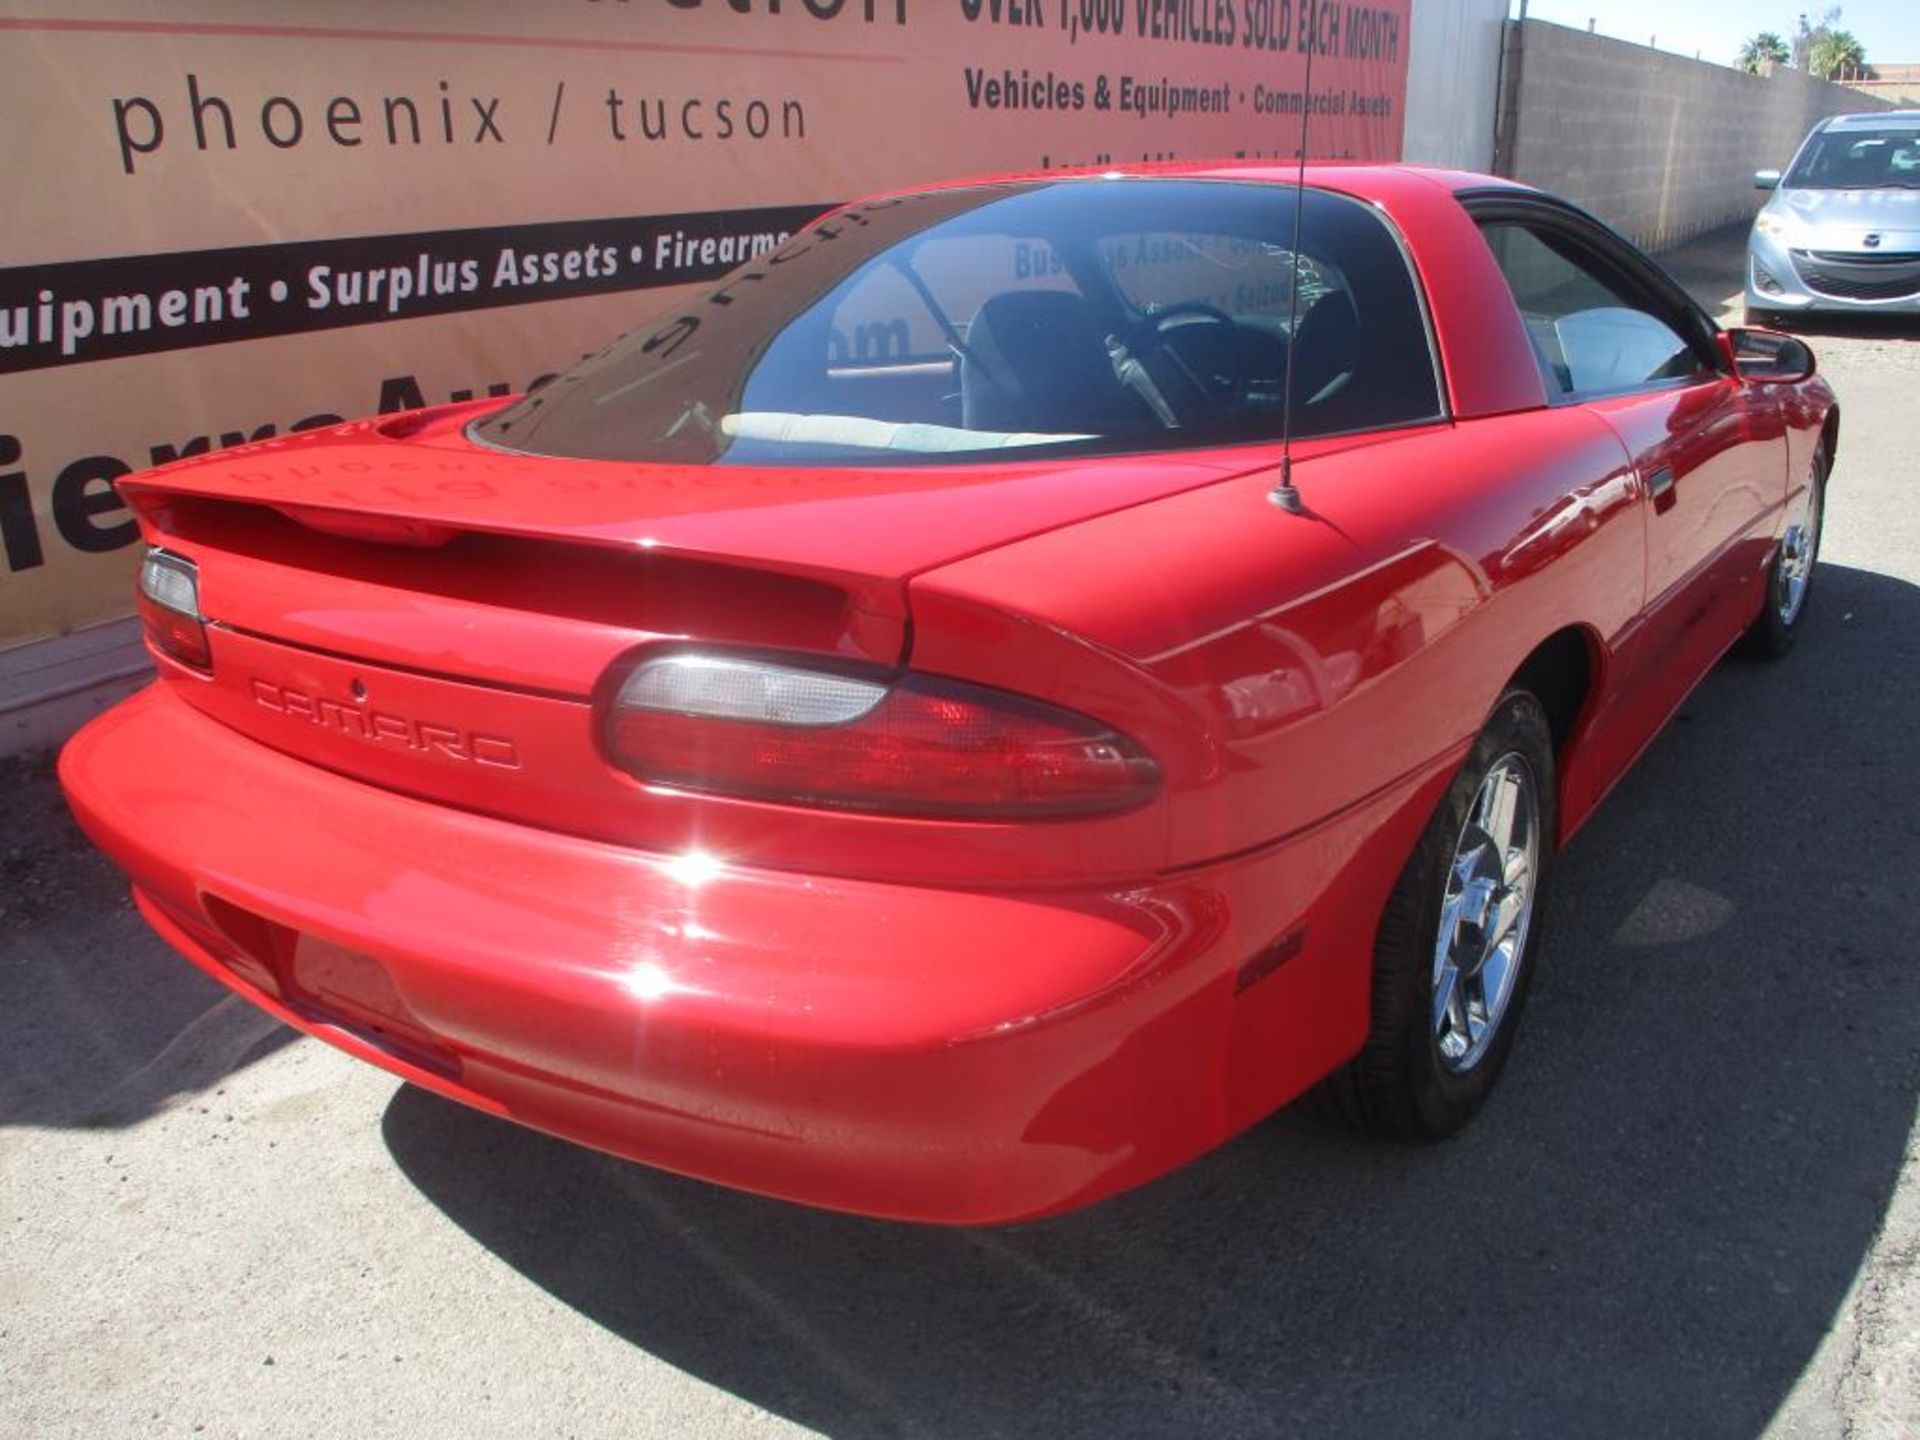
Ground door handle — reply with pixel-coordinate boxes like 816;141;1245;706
1647;465;1676;510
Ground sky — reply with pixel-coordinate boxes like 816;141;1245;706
1517;0;1920;70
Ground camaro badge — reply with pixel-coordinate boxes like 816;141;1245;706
249;677;521;768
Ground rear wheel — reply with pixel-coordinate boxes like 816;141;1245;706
1739;441;1827;660
1310;691;1556;1138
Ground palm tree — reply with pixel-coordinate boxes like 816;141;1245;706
1792;6;1843;70
1807;28;1867;79
1737;32;1790;74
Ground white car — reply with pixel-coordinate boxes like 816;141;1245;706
1747;110;1920;324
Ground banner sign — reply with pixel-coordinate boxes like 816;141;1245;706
0;0;1410;647
0;206;827;375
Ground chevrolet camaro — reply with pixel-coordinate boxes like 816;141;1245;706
61;164;1837;1223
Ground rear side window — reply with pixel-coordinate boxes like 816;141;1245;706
474;180;1443;467
1478;221;1712;400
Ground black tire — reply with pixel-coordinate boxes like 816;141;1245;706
1739;441;1828;661
1308;690;1557;1139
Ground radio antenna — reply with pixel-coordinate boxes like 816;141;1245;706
1270;5;1319;516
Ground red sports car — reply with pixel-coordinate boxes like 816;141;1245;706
61;164;1835;1223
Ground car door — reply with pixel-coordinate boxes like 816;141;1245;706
1468;201;1788;786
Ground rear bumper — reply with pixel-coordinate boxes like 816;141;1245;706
61;683;1452;1223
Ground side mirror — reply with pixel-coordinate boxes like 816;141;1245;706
1726;327;1815;383
1754;169;1782;191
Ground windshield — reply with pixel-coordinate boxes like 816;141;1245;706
473;180;1442;467
1785;127;1920;190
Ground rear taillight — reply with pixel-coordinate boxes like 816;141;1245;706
136;547;211;670
605;651;1159;819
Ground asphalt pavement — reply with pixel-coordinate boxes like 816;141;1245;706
3;225;1916;1439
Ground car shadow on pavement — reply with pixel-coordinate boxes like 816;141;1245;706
0;749;292;1129
384;562;1919;1440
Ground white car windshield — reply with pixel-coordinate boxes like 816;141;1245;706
1785;128;1920;190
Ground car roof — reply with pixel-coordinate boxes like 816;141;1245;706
1823;110;1920;130
844;161;1523;210
1187;162;1517;197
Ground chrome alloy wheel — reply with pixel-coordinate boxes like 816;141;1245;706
1775;468;1823;627
1432;753;1540;1074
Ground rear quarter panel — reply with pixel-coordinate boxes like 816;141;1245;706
912;408;1642;867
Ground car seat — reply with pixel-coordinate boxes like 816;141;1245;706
960;291;1156;436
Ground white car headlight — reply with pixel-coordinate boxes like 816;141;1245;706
1754;211;1794;239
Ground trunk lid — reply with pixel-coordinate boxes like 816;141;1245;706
128;399;1265;606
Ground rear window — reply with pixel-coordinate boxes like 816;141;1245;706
474;179;1443;467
